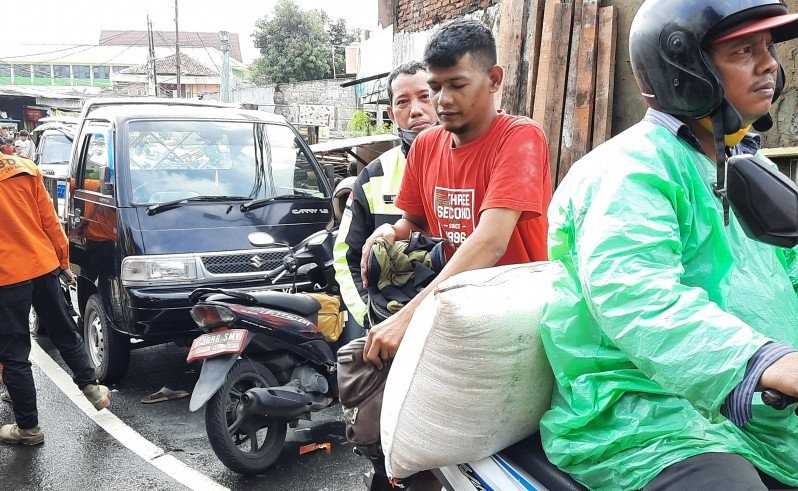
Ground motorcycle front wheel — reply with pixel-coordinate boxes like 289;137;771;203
205;359;288;475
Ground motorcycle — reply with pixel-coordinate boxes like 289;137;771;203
431;390;798;491
185;228;345;475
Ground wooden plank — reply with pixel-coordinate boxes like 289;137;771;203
522;0;546;117
559;0;585;181
496;0;530;114
592;6;618;148
532;1;575;184
559;0;598;183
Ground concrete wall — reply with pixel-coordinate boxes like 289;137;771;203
230;79;358;137
231;86;275;110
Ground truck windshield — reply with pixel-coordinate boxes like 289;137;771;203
40;133;73;164
127;120;326;205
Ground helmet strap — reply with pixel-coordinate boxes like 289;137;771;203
697;117;751;147
753;113;774;132
712;109;732;226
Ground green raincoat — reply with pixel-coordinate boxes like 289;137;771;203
539;119;798;490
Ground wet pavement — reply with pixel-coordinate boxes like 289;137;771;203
1;337;369;491
0;363;182;491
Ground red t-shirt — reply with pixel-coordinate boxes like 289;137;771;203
395;113;551;265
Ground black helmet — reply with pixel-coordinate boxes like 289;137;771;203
630;0;798;132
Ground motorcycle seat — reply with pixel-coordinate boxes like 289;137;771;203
248;291;321;317
502;433;586;491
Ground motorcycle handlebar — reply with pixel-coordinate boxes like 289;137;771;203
762;389;798;414
264;263;287;279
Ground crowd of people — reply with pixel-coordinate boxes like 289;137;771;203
0;127;35;158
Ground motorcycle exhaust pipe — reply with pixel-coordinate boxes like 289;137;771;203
241;386;314;419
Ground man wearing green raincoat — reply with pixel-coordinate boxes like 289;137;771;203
540;1;798;489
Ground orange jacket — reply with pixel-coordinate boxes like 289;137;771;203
0;154;69;286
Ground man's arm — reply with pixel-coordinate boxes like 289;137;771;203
333;178;375;326
363;207;521;367
359;212;426;288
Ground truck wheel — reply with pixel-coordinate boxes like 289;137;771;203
84;294;130;383
205;359;287;475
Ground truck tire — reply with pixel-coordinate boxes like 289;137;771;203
205;359;287;475
84;294;130;383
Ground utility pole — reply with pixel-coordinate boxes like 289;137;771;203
331;46;336;79
174;0;181;98
219;31;231;103
147;15;158;96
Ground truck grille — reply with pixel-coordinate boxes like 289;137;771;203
201;250;287;275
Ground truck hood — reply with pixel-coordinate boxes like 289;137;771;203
131;200;331;255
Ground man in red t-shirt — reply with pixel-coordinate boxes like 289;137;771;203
361;19;552;367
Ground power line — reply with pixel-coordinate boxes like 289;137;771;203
94;33;149;67
0;31;149;65
0;45;97;62
194;32;221;73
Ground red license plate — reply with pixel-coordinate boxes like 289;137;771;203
186;328;249;363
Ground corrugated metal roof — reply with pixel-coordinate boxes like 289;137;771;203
99;30;243;63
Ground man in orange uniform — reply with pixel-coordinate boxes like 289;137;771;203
0;152;111;446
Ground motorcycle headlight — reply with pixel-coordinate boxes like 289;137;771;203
121;256;200;286
306;231;328;246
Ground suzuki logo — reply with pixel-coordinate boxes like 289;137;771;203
250;255;266;269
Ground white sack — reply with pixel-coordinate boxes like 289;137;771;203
381;262;560;479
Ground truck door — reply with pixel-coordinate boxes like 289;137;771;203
67;123;117;276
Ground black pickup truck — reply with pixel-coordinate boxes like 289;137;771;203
65;98;333;382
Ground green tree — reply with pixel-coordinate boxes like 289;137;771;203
250;0;331;84
328;18;360;78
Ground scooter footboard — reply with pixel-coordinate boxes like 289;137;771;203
435;454;547;491
188;355;239;412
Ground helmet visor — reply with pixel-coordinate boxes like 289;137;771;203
712;13;798;43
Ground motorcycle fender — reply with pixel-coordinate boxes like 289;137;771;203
189;355;239;412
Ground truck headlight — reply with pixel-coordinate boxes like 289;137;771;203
121;256;200;286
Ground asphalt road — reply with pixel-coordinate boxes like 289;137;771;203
0;363;181;491
3;336;370;491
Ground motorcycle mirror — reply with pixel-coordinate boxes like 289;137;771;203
248;232;275;248
727;154;798;248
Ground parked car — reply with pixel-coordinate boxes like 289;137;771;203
65;98;333;383
33;119;77;217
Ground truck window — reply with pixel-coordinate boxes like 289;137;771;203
265;124;324;197
127;120;326;205
81;132;114;197
39;133;72;164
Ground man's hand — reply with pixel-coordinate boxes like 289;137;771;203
360;223;397;288
60;268;76;286
760;352;798;398
363;307;414;369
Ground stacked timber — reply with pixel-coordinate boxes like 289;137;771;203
497;0;618;185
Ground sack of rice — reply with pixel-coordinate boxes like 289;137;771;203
380;262;559;479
